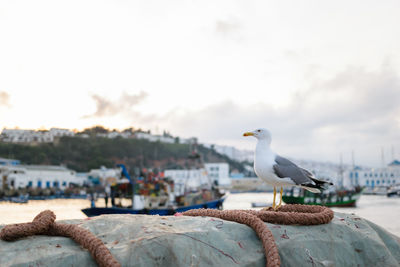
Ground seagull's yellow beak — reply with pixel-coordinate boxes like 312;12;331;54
243;132;254;137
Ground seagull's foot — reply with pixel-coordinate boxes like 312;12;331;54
275;203;282;211
261;206;281;211
261;206;274;211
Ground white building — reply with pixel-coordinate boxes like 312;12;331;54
204;163;231;186
164;163;231;195
1;128;75;143
0;165;85;189
164;168;211;196
0;157;20;166
134;131;175;144
49;128;75;137
88;166;122;185
344;160;400;188
133;131;200;145
96;131;133;139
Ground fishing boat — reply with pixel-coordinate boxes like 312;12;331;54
282;187;362;207
387;184;400;197
82;143;226;217
82;166;225;217
9;194;29;204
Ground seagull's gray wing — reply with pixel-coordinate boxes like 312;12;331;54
273;155;314;185
299;167;315;178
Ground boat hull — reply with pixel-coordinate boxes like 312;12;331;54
282;196;358;207
282;191;362;208
82;198;225;217
387;191;400;197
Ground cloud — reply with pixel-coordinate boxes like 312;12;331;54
0;91;11;107
82;91;161;128
79;65;399;166
287;65;400;149
83;91;148;118
164;65;400;166
215;17;242;40
294;65;400;126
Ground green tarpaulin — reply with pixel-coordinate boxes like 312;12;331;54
1;212;399;266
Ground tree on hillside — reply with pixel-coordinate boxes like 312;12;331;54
79;126;109;136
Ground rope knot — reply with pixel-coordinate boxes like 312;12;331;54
0;210;120;267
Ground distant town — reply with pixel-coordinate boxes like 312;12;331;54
0;127;253;162
0;127;399;195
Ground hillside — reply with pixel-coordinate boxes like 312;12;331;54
0;136;246;174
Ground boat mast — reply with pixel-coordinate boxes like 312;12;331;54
185;138;212;191
391;145;395;162
339;153;344;188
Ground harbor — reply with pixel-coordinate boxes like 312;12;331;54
1;128;399;267
1;1;400;265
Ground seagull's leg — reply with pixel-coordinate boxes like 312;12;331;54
276;187;283;209
272;186;276;209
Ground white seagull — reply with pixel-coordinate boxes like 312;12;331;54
243;128;333;210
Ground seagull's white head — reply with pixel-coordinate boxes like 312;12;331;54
243;128;272;144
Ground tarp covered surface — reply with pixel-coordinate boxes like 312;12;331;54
0;212;399;267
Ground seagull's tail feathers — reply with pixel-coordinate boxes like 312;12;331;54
301;178;333;194
310;177;334;187
300;168;334;191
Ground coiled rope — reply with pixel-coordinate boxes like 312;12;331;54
183;204;334;267
0;204;333;267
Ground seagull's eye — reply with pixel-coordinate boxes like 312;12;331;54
257;130;261;132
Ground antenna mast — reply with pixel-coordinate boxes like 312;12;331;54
391;145;395;161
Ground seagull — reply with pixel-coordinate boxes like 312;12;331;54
243;128;333;210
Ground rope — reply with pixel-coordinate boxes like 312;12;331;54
0;205;333;267
0;210;120;267
183;204;334;267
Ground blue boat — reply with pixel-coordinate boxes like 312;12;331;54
81;197;225;217
81;162;226;217
9;194;29;204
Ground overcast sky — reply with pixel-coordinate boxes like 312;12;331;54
1;0;399;167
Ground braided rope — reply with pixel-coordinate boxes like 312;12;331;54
183;204;334;267
0;210;120;267
0;205;333;267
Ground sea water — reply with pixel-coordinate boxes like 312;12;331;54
0;194;399;236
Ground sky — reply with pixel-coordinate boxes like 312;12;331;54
0;0;399;167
